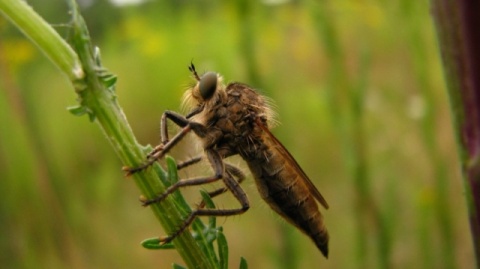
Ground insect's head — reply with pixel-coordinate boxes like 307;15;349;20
185;62;224;104
182;63;226;118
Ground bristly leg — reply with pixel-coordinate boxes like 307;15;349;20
176;156;203;170
156;154;246;210
169;155;247;209
141;149;231;206
122;125;191;175
170;155;247;209
123;110;207;175
197;163;246;208
142;149;250;245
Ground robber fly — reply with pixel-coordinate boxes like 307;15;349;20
124;63;330;258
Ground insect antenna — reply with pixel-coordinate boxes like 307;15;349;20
188;61;200;81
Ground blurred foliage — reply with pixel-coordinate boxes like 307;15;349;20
0;0;474;268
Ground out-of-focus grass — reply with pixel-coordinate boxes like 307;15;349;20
0;0;473;268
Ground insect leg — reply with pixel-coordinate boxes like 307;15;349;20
158;150;250;244
146;110;171;158
176;155;203;170
198;163;246;208
174;156;246;208
140;174;222;206
126;126;191;174
176;155;245;190
141;149;223;206
125;111;207;175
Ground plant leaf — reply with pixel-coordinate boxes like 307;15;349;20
141;237;175;250
239;257;248;269
199;190;217;228
172;263;187;269
217;230;229;269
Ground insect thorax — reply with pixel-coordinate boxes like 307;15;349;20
198;82;270;159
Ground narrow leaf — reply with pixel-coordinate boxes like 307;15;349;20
239;257;248;269
217;230;229;269
141;237;175;250
172;264;187;269
200;190;217;228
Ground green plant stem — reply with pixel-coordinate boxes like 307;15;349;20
0;0;82;80
0;1;215;268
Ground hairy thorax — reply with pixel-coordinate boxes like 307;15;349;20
195;82;271;160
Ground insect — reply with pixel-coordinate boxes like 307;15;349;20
124;63;330;258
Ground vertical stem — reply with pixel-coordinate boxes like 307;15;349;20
431;0;480;266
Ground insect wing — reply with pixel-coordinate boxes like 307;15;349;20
256;120;329;209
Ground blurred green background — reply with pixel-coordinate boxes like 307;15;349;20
0;0;474;268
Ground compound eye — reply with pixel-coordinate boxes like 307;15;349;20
199;72;217;100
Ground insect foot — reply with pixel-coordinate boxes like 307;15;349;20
147;143;165;159
122;146;168;176
122;163;151;176
139;192;170;207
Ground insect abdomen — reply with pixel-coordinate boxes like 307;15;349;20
246;150;329;257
